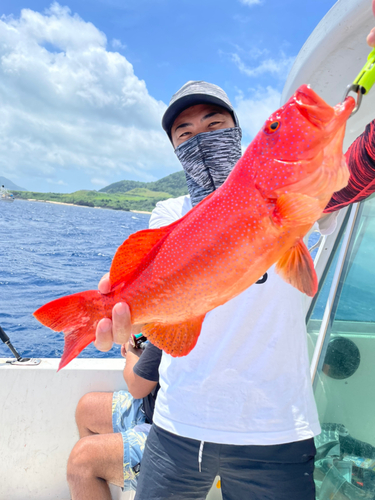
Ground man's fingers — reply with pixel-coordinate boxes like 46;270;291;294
120;344;127;357
94;302;132;353
367;27;375;47
112;302;132;345
94;318;113;352
98;272;111;294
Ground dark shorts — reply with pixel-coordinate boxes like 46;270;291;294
134;425;316;500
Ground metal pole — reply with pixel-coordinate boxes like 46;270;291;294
310;203;362;384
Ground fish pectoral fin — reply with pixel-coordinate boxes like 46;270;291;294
275;239;318;297
142;315;206;357
109;222;181;289
273;193;322;226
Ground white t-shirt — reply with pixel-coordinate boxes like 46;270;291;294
149;195;337;446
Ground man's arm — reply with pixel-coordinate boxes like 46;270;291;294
94;292;143;399
324;119;375;213
323;22;375;214
122;342;158;399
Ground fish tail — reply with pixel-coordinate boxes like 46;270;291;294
34;290;109;370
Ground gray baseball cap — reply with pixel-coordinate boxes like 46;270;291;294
162;80;239;141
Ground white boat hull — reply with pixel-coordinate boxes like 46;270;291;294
0;358;222;499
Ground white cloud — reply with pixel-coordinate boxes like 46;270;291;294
47;178;67;185
233;14;251;23
111;38;126;50
0;3;178;192
239;0;263;6
235;86;281;142
91;177;109;187
231;51;295;80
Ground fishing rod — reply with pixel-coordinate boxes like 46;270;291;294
343;47;375;116
0;325;40;366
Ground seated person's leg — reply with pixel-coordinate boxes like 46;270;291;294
75;392;114;437
120;426;152;491
68;422;151;496
112;389;147;434
76;389;146;438
69;390;149;496
67;432;124;500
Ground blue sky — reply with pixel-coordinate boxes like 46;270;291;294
0;0;341;192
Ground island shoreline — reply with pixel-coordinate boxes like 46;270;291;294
23;198;152;214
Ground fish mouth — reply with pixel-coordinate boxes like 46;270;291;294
294;85;335;128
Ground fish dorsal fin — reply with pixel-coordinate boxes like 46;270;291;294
142;315;206;357
109;222;179;289
275;239;318;297
273;193;322;226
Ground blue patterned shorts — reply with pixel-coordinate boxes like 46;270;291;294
112;390;151;491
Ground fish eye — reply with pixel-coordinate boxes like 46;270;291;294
265;120;281;134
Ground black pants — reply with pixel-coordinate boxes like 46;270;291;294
135;424;316;500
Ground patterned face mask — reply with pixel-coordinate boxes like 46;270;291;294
174;127;242;206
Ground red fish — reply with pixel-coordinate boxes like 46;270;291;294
34;85;355;370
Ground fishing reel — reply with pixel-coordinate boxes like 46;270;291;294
130;333;148;350
0;325;41;365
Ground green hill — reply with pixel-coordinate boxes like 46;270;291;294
98;179;145;194
12;171;189;212
0;175;27;191
124;188;173;199
100;171;188;198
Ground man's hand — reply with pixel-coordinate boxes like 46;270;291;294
368;1;375;46
94;272;132;352
367;28;375;47
120;342;129;358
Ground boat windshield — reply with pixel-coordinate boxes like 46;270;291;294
307;195;375;499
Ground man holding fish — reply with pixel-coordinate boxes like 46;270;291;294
35;17;375;500
97;85;327;499
94;28;375;498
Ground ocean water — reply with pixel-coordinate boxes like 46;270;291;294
0;198;320;362
2;198;373;362
0;199;150;360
